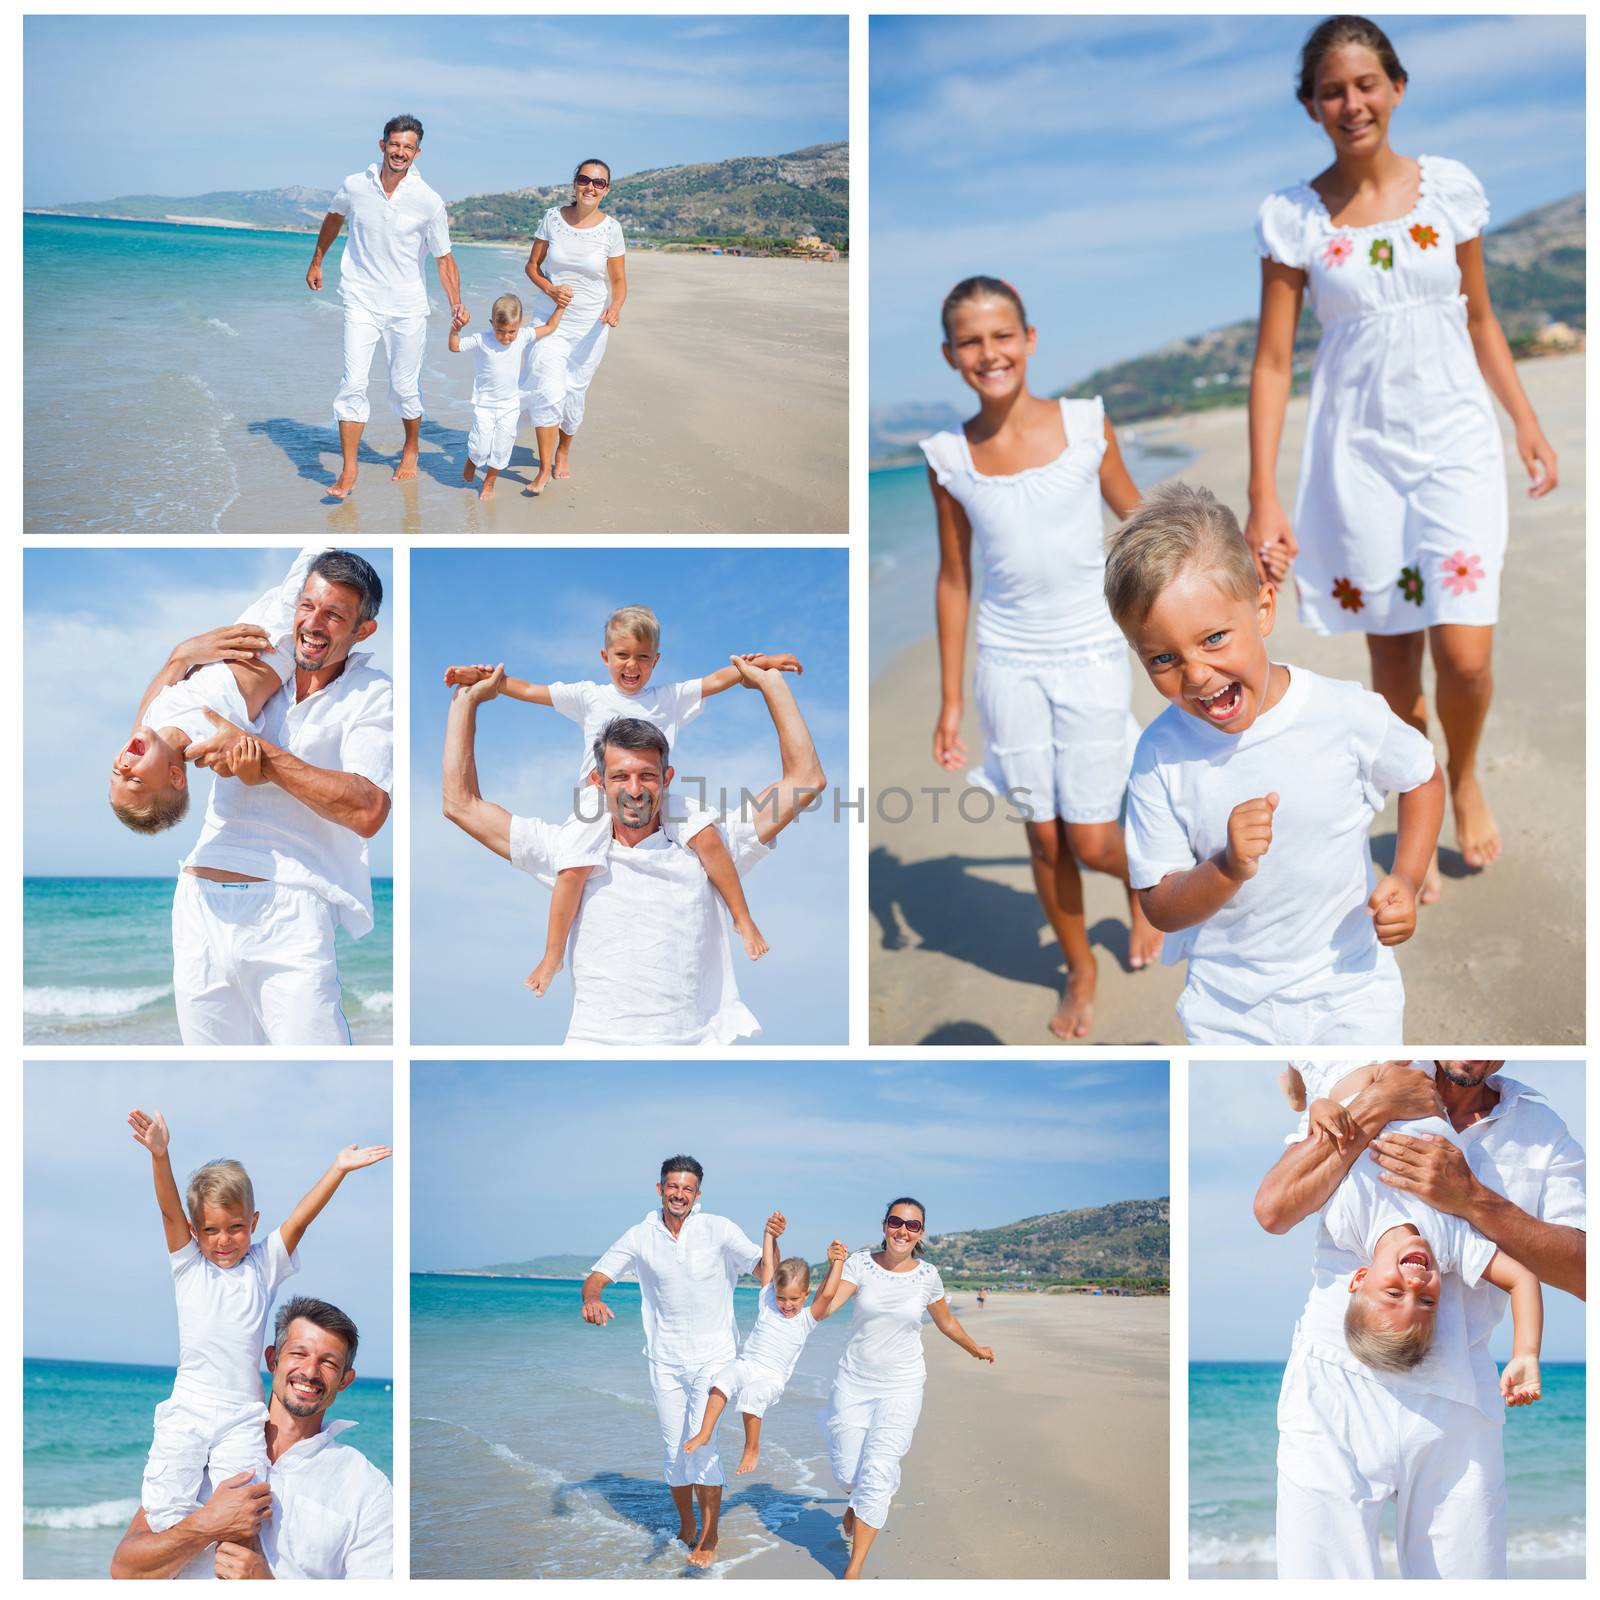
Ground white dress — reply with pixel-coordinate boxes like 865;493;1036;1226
919;396;1138;823
1256;155;1506;636
524;206;626;435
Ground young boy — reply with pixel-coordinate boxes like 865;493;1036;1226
443;605;803;994
1283;1061;1541;1402
1104;483;1445;1044
109;548;321;834
684;1218;848;1474
448;293;565;501
125;1107;391;1530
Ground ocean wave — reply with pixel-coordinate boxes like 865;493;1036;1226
23;984;171;1019
1190;1522;1586;1568
205;317;239;337
24;1497;141;1530
353;990;392;1015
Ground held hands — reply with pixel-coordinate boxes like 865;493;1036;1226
1500;1355;1541;1407
185;710;257;775
1368;873;1418;945
933;704;967;771
827;1239;849;1264
1222;793;1278;882
451;664;506;705
128;1108;171;1156
450;304;470;332
581;1298;615;1327
765;1211;786;1239
1307;1098;1359;1152
554;285;575;308
443;664;497;688
738;652;804;677
1243;502;1297;588
1515;421;1558;499
213;1540;272;1580
173;623;272;672
332;1143;393;1173
226;736;268;786
729;654;778;690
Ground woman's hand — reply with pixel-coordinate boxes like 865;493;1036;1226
1244;500;1297;588
1515;420;1558;498
601;307;621;327
971;1345;996;1363
933;704;966;770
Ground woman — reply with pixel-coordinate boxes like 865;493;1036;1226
813;1197;993;1580
1247;15;1557;897
521;158;628;495
924;277;1161;1040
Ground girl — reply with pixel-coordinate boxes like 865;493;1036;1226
522;159;628;496
1247;15;1558;898
923;277;1160;1040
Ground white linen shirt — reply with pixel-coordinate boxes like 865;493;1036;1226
508;809;770;1045
590;1205;763;1374
456;326;536;411
328;163;452;318
185;654;394;937
836;1251;946;1392
547;678;705;782
170;1227;298;1401
740;1282;817;1383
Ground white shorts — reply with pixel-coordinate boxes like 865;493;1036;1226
467;405;519;471
825;1372;924;1531
649;1364;724;1488
708;1357;786;1420
334;304;427;424
970;645;1138;824
1276;1346;1506;1577
172;875;351;1046
143;1388;269;1533
1177;953;1405;1046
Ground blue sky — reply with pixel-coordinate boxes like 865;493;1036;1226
410;1061;1170;1269
24;15;847;206
25;1062;394;1377
871;13;1586;410
1190;1062;1586;1363
24;546;394;877
410;546;850;1045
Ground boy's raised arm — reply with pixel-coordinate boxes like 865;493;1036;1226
279;1143;392;1257
442;663;555;706
757;1211;783;1286
809;1239;849;1317
700;653;804;699
128;1110;192;1254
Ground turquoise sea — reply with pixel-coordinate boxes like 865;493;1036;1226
22;1356;393;1579
1189;1360;1586;1578
23;876;392;1043
411;1273;856;1578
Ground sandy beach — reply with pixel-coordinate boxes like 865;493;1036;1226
725;1293;1169;1580
870;354;1584;1045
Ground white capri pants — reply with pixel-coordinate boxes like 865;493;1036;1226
333;304;427;424
826;1373;924;1530
970;646;1138;825
650;1364;724;1488
467;405;519;471
172;875;352;1046
523;315;610;435
1276;1348;1506;1578
143;1388;269;1532
1177;955;1405;1047
707;1357;786;1420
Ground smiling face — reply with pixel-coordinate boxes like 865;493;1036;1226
190;1200;258;1269
1130;561;1280;735
294;573;375;675
600;631;659;696
589;743;672;835
1434;1060;1502;1088
377;128;420;180
1304;42;1405;155
1349;1225;1440;1335
573;162;610;212
881;1202;925;1262
267;1318;356;1420
109;727;187;813
941;294;1036;404
657;1168;701;1222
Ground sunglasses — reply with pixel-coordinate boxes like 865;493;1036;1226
575;175;610;190
884;1215;924;1234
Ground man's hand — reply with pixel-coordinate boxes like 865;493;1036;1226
455;664;506;706
729;654;777;690
128;1108;170;1156
172;624;272;673
741;652;803;676
827;1240;849;1264
226;736;269;786
306;260;323;292
1222;794;1278;881
193;1473;273;1545
765;1211;786;1239
1364;1063;1447;1125
581;1298;614;1327
1369;873;1418;945
332;1143;393;1173
1500;1354;1541;1407
450;304;470;332
443;664;497;688
186;710;258;774
214;1540;274;1580
1307;1098;1359;1153
1368;1131;1482;1216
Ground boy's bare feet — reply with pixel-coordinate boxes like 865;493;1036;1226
393;446;419;482
735;918;769;960
328;468;357;499
462;460;477;484
1451;772;1501;869
735;1445;759;1475
1047;963;1096;1040
525;955;562;996
1127;892;1162;970
523;465;552;497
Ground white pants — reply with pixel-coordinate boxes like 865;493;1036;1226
143;1388;268;1532
1177;955;1405;1046
333;304;427;424
172;875;351;1045
826;1372;924;1531
1276;1348;1506;1578
467;405;518;471
707;1356;785;1420
523;313;610;434
650;1364;723;1487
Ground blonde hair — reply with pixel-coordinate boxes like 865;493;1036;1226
1103;482;1261;631
491;293;524;325
604;606;660;652
110;786;190;835
186;1159;255;1221
773;1256;812;1294
1343;1292;1435;1372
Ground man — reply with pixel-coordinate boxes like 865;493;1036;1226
166;550;393;1044
110;1297;393;1579
582;1158;766;1568
1253;1059;1586;1578
441;654;824;1044
306;114;466;497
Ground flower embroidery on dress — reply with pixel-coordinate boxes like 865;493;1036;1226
1331;577;1364;613
1440;552;1486;596
1398;565;1425;606
1409;222;1440;250
1321;234;1354;268
1368;237;1394;271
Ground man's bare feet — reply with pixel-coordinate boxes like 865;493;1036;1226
675;1521;699;1552
1419;850;1443;906
1451;772;1501;869
523;465;552;497
393;447;419;482
735;1445;759;1475
735;918;769;960
552;447;573;481
328;469;357;499
1047;962;1096;1040
480;479;496;501
1127;892;1162;970
525;955;562;995
462;460;477;484
686;1537;717;1568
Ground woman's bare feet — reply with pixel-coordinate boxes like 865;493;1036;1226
462;459;477;484
328;468;358;499
552;444;573;480
523;464;552;496
735;1445;760;1475
676;1519;698;1553
479;478;496;501
686;1537;717;1568
525;955;562;995
392;446;419;482
735;917;769;960
1127;891;1162;970
1047;962;1096;1040
1451;771;1501;869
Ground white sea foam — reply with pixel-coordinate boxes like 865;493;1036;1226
24;1497;142;1530
354;990;393;1015
23;984;171;1019
206;317;239;337
1189;1522;1587;1568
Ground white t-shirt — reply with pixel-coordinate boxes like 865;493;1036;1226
740;1281;817;1382
589;1206;763;1374
547;678;705;782
328;163;452;318
170;1227;298;1401
509;809;770;1044
534;207;626;320
185;654;394;937
455;326;536;411
836;1251;946;1392
1125;665;1436;1004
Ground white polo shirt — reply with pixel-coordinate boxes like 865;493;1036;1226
547;678;704;782
328;163;452;318
185;654;394;936
590;1205;762;1374
508;809;770;1045
170;1228;298;1401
